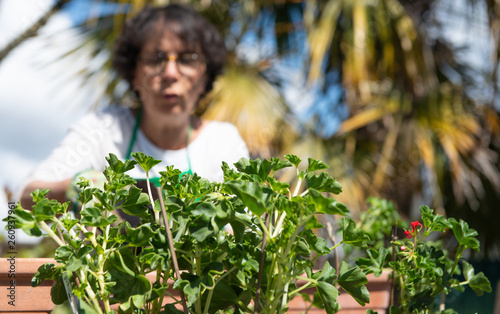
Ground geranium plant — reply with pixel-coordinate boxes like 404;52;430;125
356;201;492;313
8;153;374;313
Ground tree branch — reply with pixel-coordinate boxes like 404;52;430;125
0;0;70;63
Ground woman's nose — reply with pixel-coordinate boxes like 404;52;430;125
161;58;182;79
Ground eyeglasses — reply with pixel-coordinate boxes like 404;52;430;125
138;51;204;77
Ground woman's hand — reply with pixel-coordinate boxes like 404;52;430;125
20;178;72;209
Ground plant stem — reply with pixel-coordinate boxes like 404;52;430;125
289;277;316;296
299;190;309;197
399;273;407;312
281;281;290;311
156;265;165;312
450;245;465;277
257;215;272;240
254;213;270;313
273;215;310;313
329;240;343;251
272;211;287;238
144;173;160;224
98;209;113;311
203;267;238;314
80;269;103;313
38;220;65;246
439;292;446;311
195;245;202;314
157;186;189;314
54;216;78;239
77;224;99;248
292;178;303;197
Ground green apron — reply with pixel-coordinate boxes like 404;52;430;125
126;108;193;187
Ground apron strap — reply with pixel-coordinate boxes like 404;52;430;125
126;107;193;177
126;108;142;160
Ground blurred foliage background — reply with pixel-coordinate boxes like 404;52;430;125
2;0;500;261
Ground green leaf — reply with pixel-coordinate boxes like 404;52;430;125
77;188;98;205
7;206;42;237
188;201;227;242
190;217;216;242
54;246;74;263
107;249;152;308
106;249;136;277
337;261;370;306
175;273;202;307
50;277;68;305
201;281;240;312
224;180;272;216
60;214;79;231
420;205;452;235
449;218;480;251
234;157;273;182
131;152;161;172
316;281;340;313
462;261;475;281
32;263;57;287
78;300;101;314
125;222;157;247
307;189;349;215
31;189;50;203
230;220;246;243
388;306;402;314
192;202;226;221
355;247;389;277
162;304;184;314
312;262;337;283
305;215;325;229
120;185;151;218
80;206;117;227
65;256;88;273
296;237;311;256
305;172;342;194
307;158;329;172
284;154;302;167
111;274;151;307
75;176;91;189
270;157;293;171
341;218;370;247
469;272;492;296
32;198;59;221
106;153;137;173
267;176;290;193
303;229;331;255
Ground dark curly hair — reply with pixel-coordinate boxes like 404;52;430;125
112;4;227;96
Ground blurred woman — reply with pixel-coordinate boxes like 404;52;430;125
19;4;248;207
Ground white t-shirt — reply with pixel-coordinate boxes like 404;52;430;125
21;106;249;185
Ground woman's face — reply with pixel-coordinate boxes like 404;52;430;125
133;26;207;124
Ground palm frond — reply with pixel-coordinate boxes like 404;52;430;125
202;63;289;157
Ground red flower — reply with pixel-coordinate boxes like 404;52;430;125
404;230;413;239
411;221;423;232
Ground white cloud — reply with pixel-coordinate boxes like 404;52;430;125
0;0;56;47
0;0;97;194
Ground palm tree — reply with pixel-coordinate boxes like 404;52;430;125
294;0;500;257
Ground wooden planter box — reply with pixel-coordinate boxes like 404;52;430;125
0;258;390;313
